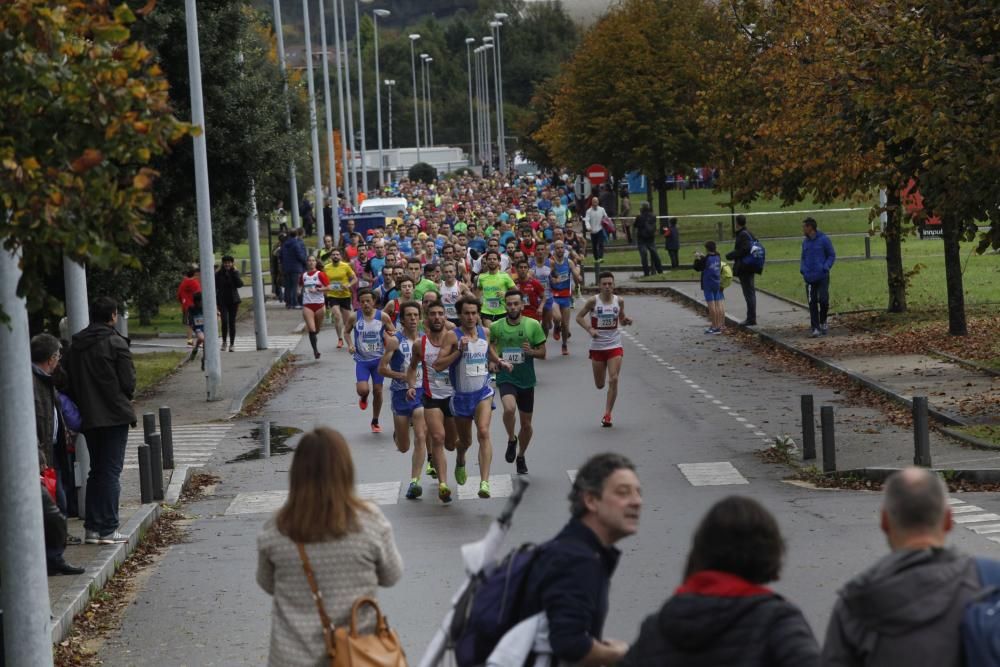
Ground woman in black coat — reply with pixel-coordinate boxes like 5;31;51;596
621;496;819;667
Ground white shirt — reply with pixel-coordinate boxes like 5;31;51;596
584;206;608;234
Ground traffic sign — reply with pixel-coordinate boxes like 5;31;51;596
586;163;609;187
574;175;592;200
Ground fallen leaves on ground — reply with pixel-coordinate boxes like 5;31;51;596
241;353;298;416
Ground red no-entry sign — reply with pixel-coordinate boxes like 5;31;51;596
586;164;609;187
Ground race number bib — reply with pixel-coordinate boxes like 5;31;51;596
597;314;616;328
331;282;343;292
433;369;451;386
501;348;524;364
465;362;488;377
486;297;501;310
444;303;457;318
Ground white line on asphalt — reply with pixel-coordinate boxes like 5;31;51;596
966;524;1000;534
754;431;767;437
954;513;1000;524
735;417;747;422
567;470;577;483
744;423;757;429
712;400;722;404
950;505;986;514
947;498;966;505
990;537;1000;545
677;462;749;486
719;406;730;410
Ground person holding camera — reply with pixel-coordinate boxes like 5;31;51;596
215;255;243;352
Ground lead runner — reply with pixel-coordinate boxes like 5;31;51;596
575;271;633;427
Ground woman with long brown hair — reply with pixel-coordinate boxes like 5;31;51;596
257;428;402;666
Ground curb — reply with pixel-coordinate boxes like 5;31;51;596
836;468;1000;484
228;348;293;416
940;427;1000;452
50;466;198;645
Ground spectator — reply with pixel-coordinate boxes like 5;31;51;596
32;334;70;504
257;428;402;666
800;217;836;337
598;184;618;241
42;480;83;576
632;201;663;277
176;265;201;346
726;214;759;326
215;254;243;352
280;228;307;309
693;241;725;335
621;496;819;666
517;453;641;666
299;195;315;238
822;467;994;667
271;232;286;302
188;292;207;369
583;196;609;263
664;217;680;268
66;296;135;545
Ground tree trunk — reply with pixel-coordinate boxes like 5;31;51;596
657;166;669;218
941;220;968;335
883;190;906;313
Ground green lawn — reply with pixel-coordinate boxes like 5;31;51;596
134;351;187;396
129;302;188;337
953;424;1000;447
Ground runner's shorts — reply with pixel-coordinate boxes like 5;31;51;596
704;289;724;302
589;347;624;362
355;358;384;384
449;385;495;419
498;383;535;413
543;297;554;312
422;394;453;417
553;296;573;309
391;389;423;417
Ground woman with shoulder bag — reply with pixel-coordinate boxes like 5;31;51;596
257;427;404;666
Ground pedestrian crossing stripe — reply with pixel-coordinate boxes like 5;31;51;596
123;424;233;470
224;474;516;515
947;498;1000;547
226;335;302;352
677;461;749;486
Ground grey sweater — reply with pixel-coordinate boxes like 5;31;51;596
257;504;403;667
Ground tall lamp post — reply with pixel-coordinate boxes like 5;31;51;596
419;53;429;149
384;79;396;150
336;0;357;207
331;0;352;209
482;39;494;170
373;8;390;188
426;57;435;147
492;13;509;173
408;34;421;163
317;1;340;245
474;47;485;167
354;0;374;195
465;37;476;166
271;0;300;229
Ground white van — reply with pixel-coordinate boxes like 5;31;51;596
359;197;409;219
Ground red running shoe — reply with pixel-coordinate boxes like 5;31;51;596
601;413;613;428
359;397;368;411
553;327;561;341
370;421;382;433
337;339;344;349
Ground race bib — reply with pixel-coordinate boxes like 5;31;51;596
598;315;616;328
433;369;451;386
444;303;457;318
331;282;343;292
362;341;381;353
465;362;488;377
501;348;524;364
193;316;204;327
486;297;501;310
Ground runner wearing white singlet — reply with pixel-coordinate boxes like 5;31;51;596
576;272;633;428
438;261;471;327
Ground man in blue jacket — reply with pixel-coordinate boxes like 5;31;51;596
280;228;307;309
800;217;836;337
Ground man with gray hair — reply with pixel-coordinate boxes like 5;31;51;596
821;467;989;666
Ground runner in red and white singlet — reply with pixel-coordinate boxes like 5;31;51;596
576;271;633;428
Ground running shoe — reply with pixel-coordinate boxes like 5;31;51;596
810;328;822;338
314;350;322;359
337;338;344;349
478;480;491;499
601;413;613;428
438;483;453;503
186;338;194;347
505;436;518;463
516;456;528;475
561;345;568;356
370;420;381;433
425;461;438;479
228;344;235;352
189;347;198;361
553;327;561;341
455;463;467;486
704;327;718;334
359;397;368;410
405;480;422;500
820;322;829;334
709;328;722;335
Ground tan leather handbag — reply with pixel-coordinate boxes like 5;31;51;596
297;543;407;667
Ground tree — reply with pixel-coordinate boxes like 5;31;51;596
408;162;436;184
0;0;188;321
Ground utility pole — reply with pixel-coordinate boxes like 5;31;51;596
0;246;54;666
302;0;326;254
354;0;368;195
248;183;269;350
317;0;342;245
331;0;352;212
337;0;358;208
185;0;222;400
271;0;301;229
465;38;476;166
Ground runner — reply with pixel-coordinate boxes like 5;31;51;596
345;290;395;432
529;243;555;336
575;272;633;427
439;261;472;327
475;250;515;324
300;255;330;360
438;296;511;499
378;301;427;500
383;276;414;326
513;259;545;322
407;301;457;503
489;289;547;475
549;240;582;355
321;247;356;349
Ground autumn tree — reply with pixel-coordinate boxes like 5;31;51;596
0;0;188;320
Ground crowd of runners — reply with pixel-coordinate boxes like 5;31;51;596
288;173;632;504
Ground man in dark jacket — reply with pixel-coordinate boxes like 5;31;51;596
725;214;759;325
663;218;680;268
519;453;641;665
66;297;135;545
800;217;836;337
215;254;244;351
280;228;307;309
822;467;988;667
632;202;663;276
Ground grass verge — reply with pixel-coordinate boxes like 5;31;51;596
952;424;1000;447
134;351;187;397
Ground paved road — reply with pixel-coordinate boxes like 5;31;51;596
97;296;1000;665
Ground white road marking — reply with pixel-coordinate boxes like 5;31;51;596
947;498;965;505
227;335;302;352
967;523;1000;535
950;505;986;514
225;480;406;515
954;513;1000;524
125;424;233;470
567;470;577;483
677;462;749;486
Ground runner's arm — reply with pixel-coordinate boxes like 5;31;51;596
344;312;357;353
575;297;597;337
377;337;402;381
433;332;461;370
381;311;396;335
570;260;583;284
347;266;358;289
405;343;421;399
619;297;633;326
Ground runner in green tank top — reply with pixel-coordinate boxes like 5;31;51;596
475;250;516;322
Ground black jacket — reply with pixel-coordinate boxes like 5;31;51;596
633;211;657;242
215;267;244;306
32;365;69;469
519;519;619;663
66;323;136;430
726;228;754;276
622;580;819;667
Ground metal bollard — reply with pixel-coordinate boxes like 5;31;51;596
241;259;249;275
913;396;932;467
148;433;164;501
864;236;871;259
262;419;271;458
137;444;153;504
821;406;837;473
159;406;174;469
142;412;156;444
716;221;724;241
801;395;816;460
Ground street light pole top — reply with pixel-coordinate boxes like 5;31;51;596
494;12;509;20
420;53;429;59
489;21;502;27
373;8;390;16
465;37;476;44
409;33;420;40
426;57;433;63
385;79;396;85
482;36;493;43
482;43;494;50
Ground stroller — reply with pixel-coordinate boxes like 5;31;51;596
418;477;554;667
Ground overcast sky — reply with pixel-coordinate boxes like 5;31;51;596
527;0;612;26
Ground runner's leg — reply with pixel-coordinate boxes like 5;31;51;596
372;383;384;423
410;409;428;481
517;408;534;455
592;358;608;389
393;413;411;453
474;398;493;483
605;355;624;414
500;393;518;442
425;408;450;486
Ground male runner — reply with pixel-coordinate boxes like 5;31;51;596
549;240;582;355
438;261;472;327
413;262;440;301
489;289;546;475
529;243;554;336
407;301;457;503
437;296;510;498
378;301;427;499
475;250;515;324
321;247;356;348
513;259;545;322
383;276;415;326
345;290;395;432
576;272;632;427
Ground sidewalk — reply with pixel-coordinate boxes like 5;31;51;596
610;273;1000;472
48;297;305;644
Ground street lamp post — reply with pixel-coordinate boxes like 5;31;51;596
408;34;421;163
419;54;429;149
317;1;341;245
271;0;300;229
426;57;435;147
385;79;396;150
465;38;476;166
302;0;326;252
355;0;373;195
474;47;484;167
336;0;357;207
482;39;494;171
493;13;509;173
331;0;352;209
373;8;390;188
